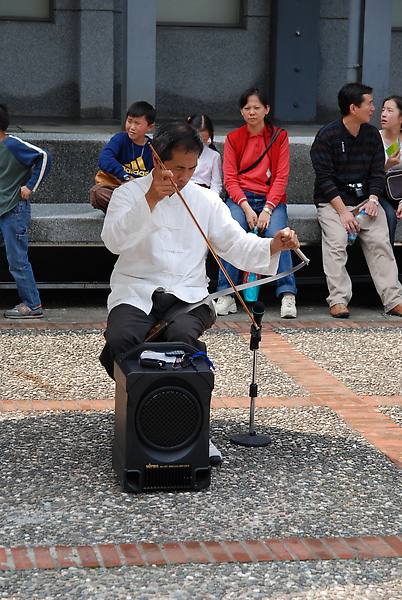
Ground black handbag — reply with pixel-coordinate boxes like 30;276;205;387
385;169;402;202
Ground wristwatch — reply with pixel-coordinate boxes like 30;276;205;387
263;206;273;215
368;197;379;205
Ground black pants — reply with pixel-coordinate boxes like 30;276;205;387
100;290;215;379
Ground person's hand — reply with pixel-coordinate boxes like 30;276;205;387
396;202;402;219
145;167;174;211
385;150;401;170
270;227;300;254
340;209;360;236
363;200;378;218
256;210;270;231
20;186;32;199
242;203;258;230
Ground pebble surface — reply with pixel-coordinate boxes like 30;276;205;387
0;325;401;599
279;327;402;396
0;328;307;401
1;559;402;600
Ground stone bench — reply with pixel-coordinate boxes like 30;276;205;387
22;133;402;246
29;202;323;246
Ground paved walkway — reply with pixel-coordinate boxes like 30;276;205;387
0;304;401;582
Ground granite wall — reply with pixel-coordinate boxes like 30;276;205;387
1;0;400;122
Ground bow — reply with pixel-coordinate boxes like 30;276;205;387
149;143;309;328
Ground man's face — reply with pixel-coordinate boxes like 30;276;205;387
162;149;199;191
352;94;375;124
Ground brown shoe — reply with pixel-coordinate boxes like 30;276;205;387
386;303;402;316
329;303;350;318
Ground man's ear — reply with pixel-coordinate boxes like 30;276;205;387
147;123;155;133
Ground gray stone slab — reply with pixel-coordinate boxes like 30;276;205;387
30;204;104;245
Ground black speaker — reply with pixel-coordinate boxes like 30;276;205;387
113;342;214;493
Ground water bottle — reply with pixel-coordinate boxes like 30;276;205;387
347;210;366;245
242;227;261;302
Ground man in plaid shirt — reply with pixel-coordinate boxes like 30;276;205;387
310;82;402;319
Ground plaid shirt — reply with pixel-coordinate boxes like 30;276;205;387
310;118;385;206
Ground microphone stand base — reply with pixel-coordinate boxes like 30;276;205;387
230;433;271;447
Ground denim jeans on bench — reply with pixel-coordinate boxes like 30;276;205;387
217;194;297;298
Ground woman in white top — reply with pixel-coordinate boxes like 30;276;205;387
187;114;222;195
380;95;402;244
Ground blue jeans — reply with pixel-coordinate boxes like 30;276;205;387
0;199;41;308
217;194;297;298
379;196;397;246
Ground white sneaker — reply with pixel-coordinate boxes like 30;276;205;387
216;295;237;316
280;295;297;318
209;440;222;466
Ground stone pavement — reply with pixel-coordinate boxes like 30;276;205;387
0;297;401;599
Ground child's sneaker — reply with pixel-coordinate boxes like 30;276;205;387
4;303;43;319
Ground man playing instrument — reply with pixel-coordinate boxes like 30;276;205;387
100;123;300;461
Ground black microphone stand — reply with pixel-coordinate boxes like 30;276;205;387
230;319;271;447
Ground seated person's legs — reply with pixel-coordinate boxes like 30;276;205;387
358;206;402;313
317;203;352;309
379;197;397;246
217;198;248;292
264;203;297;296
100;303;155;379
165;304;215;353
216;198;249;315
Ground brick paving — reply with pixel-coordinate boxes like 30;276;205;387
1;314;401;571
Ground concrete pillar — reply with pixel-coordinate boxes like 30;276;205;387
79;0;114;118
361;0;393;127
121;0;156;125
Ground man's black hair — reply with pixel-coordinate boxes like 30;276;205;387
0;103;10;132
338;82;373;116
152;123;203;162
126;101;156;125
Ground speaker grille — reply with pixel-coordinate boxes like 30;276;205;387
137;386;201;450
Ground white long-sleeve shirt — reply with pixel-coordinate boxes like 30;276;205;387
101;172;279;314
191;145;222;195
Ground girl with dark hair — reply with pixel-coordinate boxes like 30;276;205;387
187;114;222;195
380;95;402;244
215;87;297;318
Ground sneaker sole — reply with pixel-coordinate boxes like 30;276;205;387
281;313;297;319
4;313;43;319
217;306;237;316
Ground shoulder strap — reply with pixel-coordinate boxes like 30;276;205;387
238;127;283;176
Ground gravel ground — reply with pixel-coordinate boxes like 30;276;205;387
380;406;402;426
278;327;402;396
0;407;400;547
0;328;307;400
0;559;402;600
1;324;402;599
